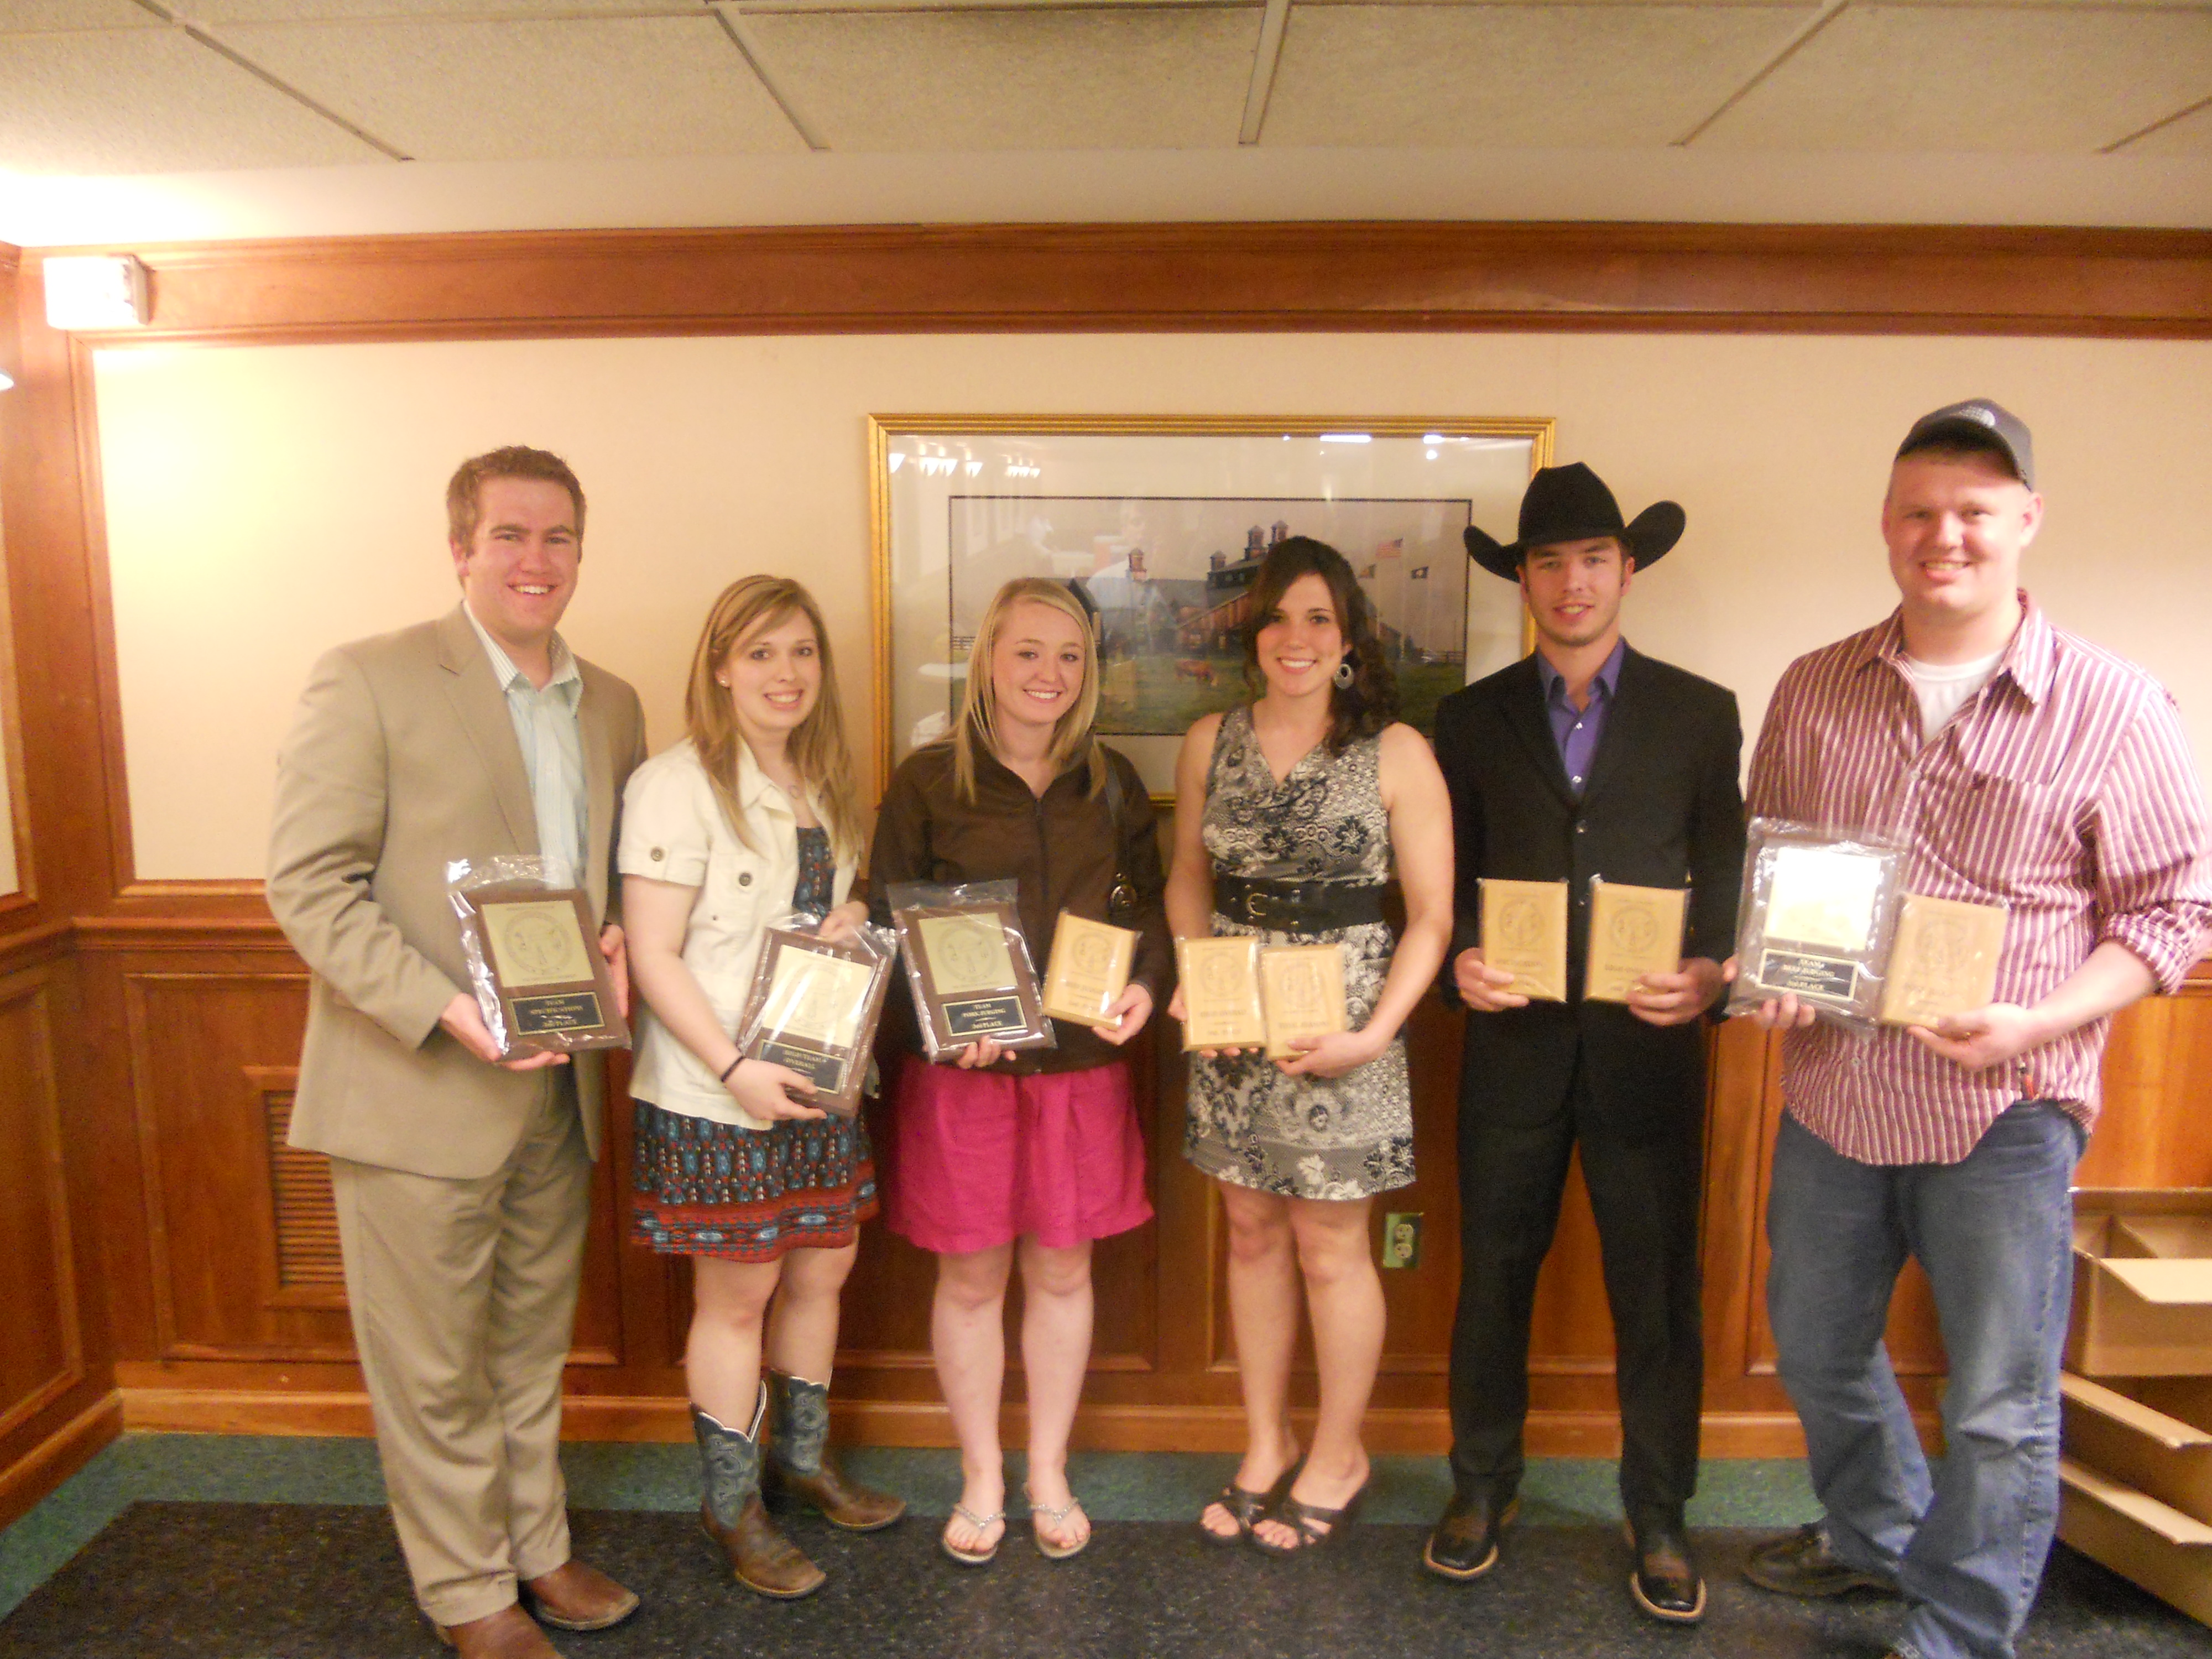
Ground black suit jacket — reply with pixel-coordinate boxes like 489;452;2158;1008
1434;645;1746;1133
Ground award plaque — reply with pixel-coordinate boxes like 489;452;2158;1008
462;884;628;1054
1880;894;2007;1028
1041;911;1139;1029
1728;820;1906;1025
1584;881;1688;1004
893;899;1052;1058
1479;878;1569;1003
1177;935;1267;1052
1260;943;1348;1060
734;928;893;1117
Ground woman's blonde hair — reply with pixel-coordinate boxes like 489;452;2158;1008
684;576;862;861
951;577;1106;802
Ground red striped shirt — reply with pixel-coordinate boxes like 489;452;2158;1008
1747;594;2211;1165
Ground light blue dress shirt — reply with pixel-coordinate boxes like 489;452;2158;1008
465;606;588;885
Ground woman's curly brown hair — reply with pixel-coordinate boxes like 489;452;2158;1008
1241;535;1400;752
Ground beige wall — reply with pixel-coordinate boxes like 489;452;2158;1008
93;331;2212;881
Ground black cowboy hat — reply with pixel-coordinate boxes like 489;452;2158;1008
1462;462;1686;581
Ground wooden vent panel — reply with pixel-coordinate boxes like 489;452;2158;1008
262;1086;348;1305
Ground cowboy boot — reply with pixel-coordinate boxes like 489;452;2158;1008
693;1392;826;1599
761;1369;907;1532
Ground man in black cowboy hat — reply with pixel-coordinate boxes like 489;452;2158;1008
1425;462;1745;1625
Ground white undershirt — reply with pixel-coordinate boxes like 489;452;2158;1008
1901;648;2005;743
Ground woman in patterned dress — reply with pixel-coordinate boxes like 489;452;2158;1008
621;576;903;1600
1166;537;1454;1554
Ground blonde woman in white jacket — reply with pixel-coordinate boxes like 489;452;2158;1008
620;576;901;1601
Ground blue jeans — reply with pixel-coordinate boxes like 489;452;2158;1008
1766;1102;2084;1659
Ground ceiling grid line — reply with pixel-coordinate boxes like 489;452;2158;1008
1239;0;1291;145
712;6;828;151
2105;92;2212;155
1672;0;1851;150
127;0;413;161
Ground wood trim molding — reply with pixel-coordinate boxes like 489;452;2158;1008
0;1391;122;1532
37;223;2212;346
118;1385;1858;1458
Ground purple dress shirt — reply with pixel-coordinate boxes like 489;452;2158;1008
1535;638;1626;797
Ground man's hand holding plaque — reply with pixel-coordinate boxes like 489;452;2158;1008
448;856;629;1058
1479;878;1569;1003
1724;820;1906;1031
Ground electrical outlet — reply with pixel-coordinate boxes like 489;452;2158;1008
1381;1211;1422;1270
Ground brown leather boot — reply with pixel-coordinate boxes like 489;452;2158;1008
762;1369;907;1533
433;1605;559;1658
694;1394;826;1599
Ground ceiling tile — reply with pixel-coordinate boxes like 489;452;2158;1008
1698;4;2212;151
0;27;385;173
739;7;1260;151
0;1;162;27
1264;4;1813;148
212;14;806;160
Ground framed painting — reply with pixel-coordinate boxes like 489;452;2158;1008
869;416;1553;799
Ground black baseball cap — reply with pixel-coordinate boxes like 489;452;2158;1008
1896;399;2034;489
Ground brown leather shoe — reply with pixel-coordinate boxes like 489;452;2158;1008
434;1605;559;1659
520;1558;639;1632
702;1492;827;1600
1624;1517;1707;1625
764;1370;906;1532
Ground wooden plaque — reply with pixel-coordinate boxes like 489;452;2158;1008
735;928;893;1117
1479;878;1569;1003
893;900;1052;1057
461;883;628;1055
1041;911;1139;1030
1177;936;1267;1052
1261;943;1348;1060
1584;881;1688;1004
1880;894;2007;1027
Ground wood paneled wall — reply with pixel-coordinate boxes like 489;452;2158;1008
0;245;121;1527
3;223;2211;1482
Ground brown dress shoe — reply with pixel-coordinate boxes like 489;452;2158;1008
702;1492;827;1600
521;1558;640;1631
695;1396;826;1599
764;1370;906;1532
435;1605;559;1659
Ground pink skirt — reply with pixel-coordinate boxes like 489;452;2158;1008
882;1054;1152;1255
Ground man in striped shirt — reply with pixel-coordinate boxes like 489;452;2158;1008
1733;399;2211;1659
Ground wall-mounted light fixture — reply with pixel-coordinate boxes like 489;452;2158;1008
43;254;149;330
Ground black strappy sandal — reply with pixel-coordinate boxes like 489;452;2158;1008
1198;1459;1301;1545
1249;1480;1369;1557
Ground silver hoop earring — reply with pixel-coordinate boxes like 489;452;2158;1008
1333;660;1355;690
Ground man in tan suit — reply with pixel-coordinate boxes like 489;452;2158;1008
268;447;648;1659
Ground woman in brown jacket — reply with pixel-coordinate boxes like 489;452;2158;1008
868;578;1170;1567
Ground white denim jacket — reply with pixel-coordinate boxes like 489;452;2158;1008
618;739;856;1129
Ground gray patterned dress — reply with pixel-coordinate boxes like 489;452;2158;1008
1183;706;1415;1200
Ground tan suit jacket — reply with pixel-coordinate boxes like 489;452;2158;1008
269;604;648;1180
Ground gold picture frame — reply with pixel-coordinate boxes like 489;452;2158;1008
868;415;1552;800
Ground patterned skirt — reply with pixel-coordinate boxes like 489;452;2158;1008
630;1099;878;1262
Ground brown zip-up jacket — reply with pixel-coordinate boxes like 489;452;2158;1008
867;735;1172;1075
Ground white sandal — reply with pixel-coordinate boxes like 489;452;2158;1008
940;1502;1006;1567
1028;1488;1092;1561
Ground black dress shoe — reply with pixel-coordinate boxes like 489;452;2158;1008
1423;1490;1519;1580
1743;1522;1900;1599
1625;1517;1707;1625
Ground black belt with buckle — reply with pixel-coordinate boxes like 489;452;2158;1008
1213;873;1390;933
